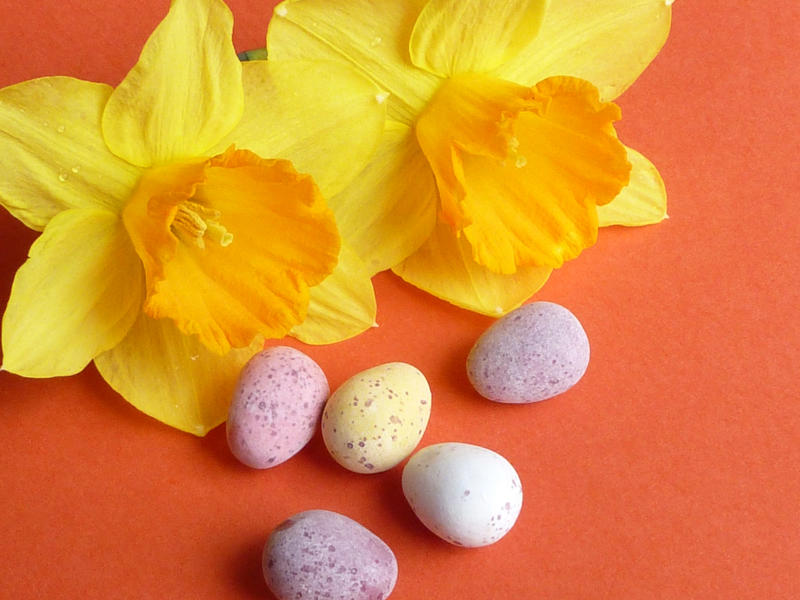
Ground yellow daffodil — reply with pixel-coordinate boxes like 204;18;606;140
0;0;386;434
267;0;672;314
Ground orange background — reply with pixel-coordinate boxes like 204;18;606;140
1;1;798;598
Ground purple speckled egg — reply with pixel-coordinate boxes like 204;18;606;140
226;346;329;468
263;510;398;600
466;301;590;403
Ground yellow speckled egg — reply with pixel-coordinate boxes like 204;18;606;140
322;362;432;474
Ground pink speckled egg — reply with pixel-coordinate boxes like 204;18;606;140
263;510;398;600
402;442;523;547
226;346;329;469
467;301;590;403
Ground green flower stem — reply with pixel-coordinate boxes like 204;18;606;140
237;48;268;61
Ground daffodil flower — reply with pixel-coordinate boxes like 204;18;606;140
0;0;386;434
267;0;672;314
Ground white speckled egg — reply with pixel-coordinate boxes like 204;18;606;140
226;346;329;469
402;442;523;547
322;362;431;473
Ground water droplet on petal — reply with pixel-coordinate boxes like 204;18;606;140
56;125;65;134
370;36;382;47
71;165;81;174
58;171;69;182
515;155;527;168
274;5;288;17
375;91;390;104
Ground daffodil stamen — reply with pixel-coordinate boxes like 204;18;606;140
172;200;232;249
172;203;208;247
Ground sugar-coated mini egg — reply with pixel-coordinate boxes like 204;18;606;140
322;362;431;473
263;509;398;600
402;442;523;547
467;301;590;403
226;346;329;469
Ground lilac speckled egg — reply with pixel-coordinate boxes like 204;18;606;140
402;443;523;547
466;301;590;403
263;510;398;600
226;346;329;468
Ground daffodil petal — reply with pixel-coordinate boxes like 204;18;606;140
598;146;667;227
496;0;672;101
94;314;263;436
212;60;385;199
267;0;440;124
0;77;140;230
409;0;548;76
330;120;437;275
393;221;551;316
124;148;340;355
1;208;143;377
102;0;243;166
291;245;376;344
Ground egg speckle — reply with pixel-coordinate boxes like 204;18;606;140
263;510;397;600
322;362;431;473
467;301;590;403
226;346;328;469
402;442;523;547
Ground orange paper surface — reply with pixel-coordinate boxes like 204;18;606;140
1;1;798;598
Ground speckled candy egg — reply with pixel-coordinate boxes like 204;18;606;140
322;362;431;473
263;509;398;600
467;301;590;403
402;442;523;547
226;346;329;468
